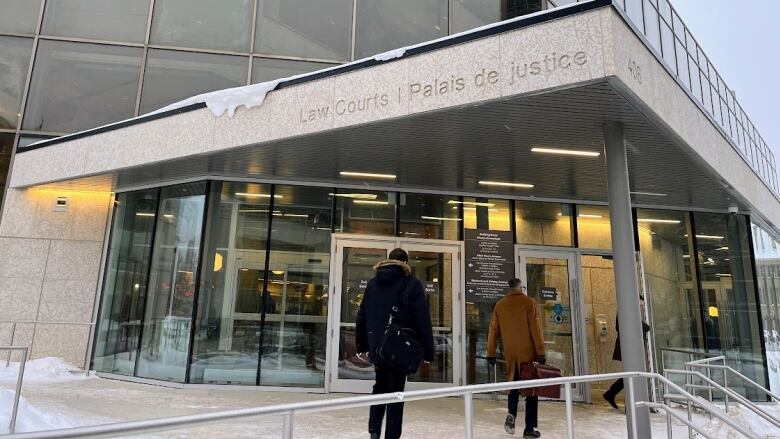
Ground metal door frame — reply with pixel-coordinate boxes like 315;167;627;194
326;234;464;393
515;246;587;401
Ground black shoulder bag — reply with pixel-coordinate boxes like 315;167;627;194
376;278;425;374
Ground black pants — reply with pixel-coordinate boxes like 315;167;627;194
508;368;539;431
369;365;407;439
605;378;624;398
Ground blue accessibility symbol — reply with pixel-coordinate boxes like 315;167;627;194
552;303;564;315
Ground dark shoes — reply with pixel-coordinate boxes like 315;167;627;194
603;392;619;409
369;433;380;439
504;414;516;435
523;429;541;438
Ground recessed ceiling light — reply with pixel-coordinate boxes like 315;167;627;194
478;181;534;189
354;200;390;205
135;212;155;217
421;216;463;221
715;273;732;277
235;192;283;199
637;218;681;224
578;214;603;219
716;246;729;251
630;191;667;197
448;200;495;207
340;171;396;179
531;147;600;157
684;234;724;240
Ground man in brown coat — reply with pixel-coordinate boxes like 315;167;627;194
487;278;546;438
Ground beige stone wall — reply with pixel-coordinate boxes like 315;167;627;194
0;188;111;367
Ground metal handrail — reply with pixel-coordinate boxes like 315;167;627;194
638;402;715;439
667;369;780;430
1;346;29;434
2;370;761;439
685;356;780;403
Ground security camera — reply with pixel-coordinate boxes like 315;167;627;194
728;205;739;214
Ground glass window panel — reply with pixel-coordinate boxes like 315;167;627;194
42;0;151;43
689;59;702;103
136;182;207;382
515;200;573;246
150;0;253;52
675;38;690;90
658;0;672;22
260;185;332;387
93;190;159;375
636;209;704;377
505;0;542;18
355;0;448;59
251;58;334;84
0;36;33;129
399;193;461;240
451;0;502;34
190;182;271;385
0;0;41;34
140;49;247;114
576;205;612;250
463;198;511;232
255;0;352;61
625;0;644;29
334;190;396;236
660;21;676;71
0;133;14;198
693;212;767;399
751;222;780;394
643;0;661;54
672;12;685;40
23;40;142;133
701;75;713;115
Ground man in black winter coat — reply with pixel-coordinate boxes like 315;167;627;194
356;248;434;439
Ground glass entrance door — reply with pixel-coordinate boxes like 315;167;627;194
516;248;584;400
327;235;463;393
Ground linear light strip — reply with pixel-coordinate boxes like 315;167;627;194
478;180;534;188
531;147;600;157
340;171;397;179
421;216;463;221
637;218;681;224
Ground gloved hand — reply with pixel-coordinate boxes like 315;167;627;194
487;357;496;366
536;355;546;365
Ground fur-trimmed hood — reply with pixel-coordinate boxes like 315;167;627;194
372;259;412;275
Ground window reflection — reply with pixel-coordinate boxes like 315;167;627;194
190;182;270;385
93;190;158;375
42;0;151;43
399;193;461;240
136;182;207;382
515;200;573;247
355;0;448;59
576;205;612;250
23;40;142;133
255;0;352;61
150;0;253;52
0;37;33;129
0;0;41;34
251;58;334;84
260;185;332;387
451;0;502;33
334;190;396;236
751;222;780;394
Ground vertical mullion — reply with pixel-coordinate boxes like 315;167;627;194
687;211;709;353
184;181;213;384
350;0;357;60
134;0;156;116
572;204;580;248
247;0;259;84
256;184;277;386
744;216;771;399
133;187;163;377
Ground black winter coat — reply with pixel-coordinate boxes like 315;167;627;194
355;260;435;366
613;315;651;362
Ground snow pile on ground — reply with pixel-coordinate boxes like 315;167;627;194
0;389;77;434
0;357;92;384
699;404;780;438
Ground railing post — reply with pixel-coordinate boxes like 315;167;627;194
464;392;473;439
564;383;574;439
10;347;27;434
282;410;294;439
626;376;638;439
5;323;16;367
722;358;729;413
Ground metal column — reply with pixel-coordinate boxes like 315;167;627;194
603;121;652;439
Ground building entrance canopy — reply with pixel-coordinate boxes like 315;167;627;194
10;1;780;229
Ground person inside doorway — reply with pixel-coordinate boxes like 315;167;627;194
603;295;651;409
487;278;546;438
355;248;434;439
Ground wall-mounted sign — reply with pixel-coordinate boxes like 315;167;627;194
424;282;439;296
464;229;515;303
357;279;369;293
541;287;557;301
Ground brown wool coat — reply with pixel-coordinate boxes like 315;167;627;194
487;290;546;381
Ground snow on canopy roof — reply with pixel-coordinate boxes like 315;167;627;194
147;1;589;118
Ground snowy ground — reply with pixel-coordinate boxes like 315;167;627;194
0;358;778;438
